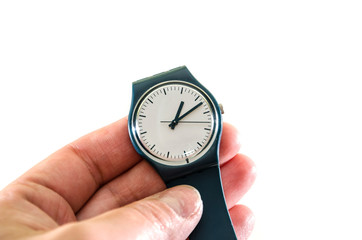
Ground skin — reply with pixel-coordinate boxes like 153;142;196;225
0;117;256;240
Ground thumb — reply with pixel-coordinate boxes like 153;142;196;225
48;185;203;240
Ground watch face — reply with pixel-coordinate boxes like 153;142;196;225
131;81;219;166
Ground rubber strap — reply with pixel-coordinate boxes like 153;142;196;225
167;165;237;240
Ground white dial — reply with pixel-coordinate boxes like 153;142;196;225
131;81;218;166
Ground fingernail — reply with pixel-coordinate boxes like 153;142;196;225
158;185;203;218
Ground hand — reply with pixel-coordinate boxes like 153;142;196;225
176;102;203;122
0;117;256;240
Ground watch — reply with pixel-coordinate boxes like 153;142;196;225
128;66;237;239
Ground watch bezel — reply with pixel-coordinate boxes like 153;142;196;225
130;80;220;166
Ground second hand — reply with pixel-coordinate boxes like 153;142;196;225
161;121;211;123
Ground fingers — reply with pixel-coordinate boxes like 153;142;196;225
221;154;257;209
219;122;241;165
16;117;242;218
77;153;256;220
45;186;203;240
229;205;255;240
75;123;250;220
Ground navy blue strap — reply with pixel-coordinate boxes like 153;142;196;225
166;166;237;240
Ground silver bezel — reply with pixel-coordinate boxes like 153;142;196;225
130;80;219;166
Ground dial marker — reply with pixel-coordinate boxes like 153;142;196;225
184;151;189;163
163;89;167;95
151;144;155;150
148;99;153;104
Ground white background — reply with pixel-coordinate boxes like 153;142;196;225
1;1;361;239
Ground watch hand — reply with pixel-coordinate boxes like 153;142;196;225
169;101;184;129
162;121;211;123
175;102;203;122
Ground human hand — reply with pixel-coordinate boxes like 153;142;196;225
0;117;256;240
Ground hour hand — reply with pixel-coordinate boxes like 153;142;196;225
169;101;184;129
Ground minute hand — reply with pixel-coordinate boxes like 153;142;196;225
175;102;203;122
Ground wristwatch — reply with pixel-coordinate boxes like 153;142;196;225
128;66;237;239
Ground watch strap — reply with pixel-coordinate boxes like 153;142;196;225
134;66;188;84
130;66;235;239
166;165;237;239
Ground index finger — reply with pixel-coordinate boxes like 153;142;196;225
16;117;141;212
